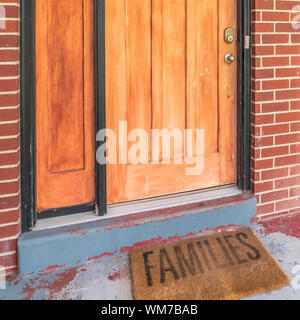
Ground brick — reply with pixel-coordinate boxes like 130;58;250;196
0;195;19;211
0;239;17;254
253;0;274;10
252;136;274;148
0;108;19;122
253;114;274;125
262;79;289;90
252;57;261;68
262;34;289;44
276;1;300;10
292;34;300;43
291;79;300;88
291;122;300;131
263;12;289;22
0;138;19;152
291;56;300;66
291;165;300;176
253;181;273;193
0;252;17;269
253;23;274;33
276;112;300;123
290;186;300;197
0;223;19;239
0;151;19;166
0;79;19;92
276;198;300;212
291;100;300;110
261;190;289;203
252;147;261;159
277;23;300;33
262;56;289;67
0;123;19;137
291;143;300;154
261;168;289;181
0;50;19;63
262;124;289;136
257;203;275;215
276;134;300;145
252;45;274;56
0;35;19;48
262;102;289;113
0;166;19;180
275;176;300;189
252;158;274;170
0;209;19;226
252;68;274;79
276;45;300;55
252;91;274;102
276;68;300;78
252;170;260;182
0;94;19;108
261;146;289;158
0;181;19;196
275;155;300;167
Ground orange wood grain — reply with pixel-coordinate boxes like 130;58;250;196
219;0;237;184
36;0;95;211
186;0;219;155
119;153;219;203
47;0;84;173
152;0;186;162
106;0;236;204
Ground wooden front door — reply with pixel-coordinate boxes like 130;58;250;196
35;0;95;211
106;0;237;204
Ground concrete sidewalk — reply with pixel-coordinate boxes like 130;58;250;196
1;213;300;300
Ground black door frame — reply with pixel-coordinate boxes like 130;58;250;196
20;0;252;233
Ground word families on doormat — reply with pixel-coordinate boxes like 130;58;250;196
130;228;290;300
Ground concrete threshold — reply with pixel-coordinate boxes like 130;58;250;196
18;192;256;274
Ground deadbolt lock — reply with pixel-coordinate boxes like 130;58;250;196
224;27;234;44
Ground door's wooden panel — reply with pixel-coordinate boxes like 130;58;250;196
219;0;237;184
186;0;219;155
36;0;95;211
106;0;152;202
125;0;152;157
106;0;126;203
47;0;85;173
106;0;236;204
152;0;186;161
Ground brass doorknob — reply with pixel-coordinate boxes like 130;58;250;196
224;54;235;64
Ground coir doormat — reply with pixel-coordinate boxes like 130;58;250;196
130;228;290;300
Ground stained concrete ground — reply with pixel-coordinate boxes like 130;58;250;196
1;213;300;300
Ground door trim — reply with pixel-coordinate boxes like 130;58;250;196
33;185;240;231
20;0;252;233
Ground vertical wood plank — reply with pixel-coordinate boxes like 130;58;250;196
36;0;48;205
186;0;219;155
152;0;186;161
106;0;127;203
125;0;152;152
151;0;163;161
107;0;152;204
219;0;237;184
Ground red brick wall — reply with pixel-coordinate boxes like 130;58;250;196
252;0;300;218
0;0;20;278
